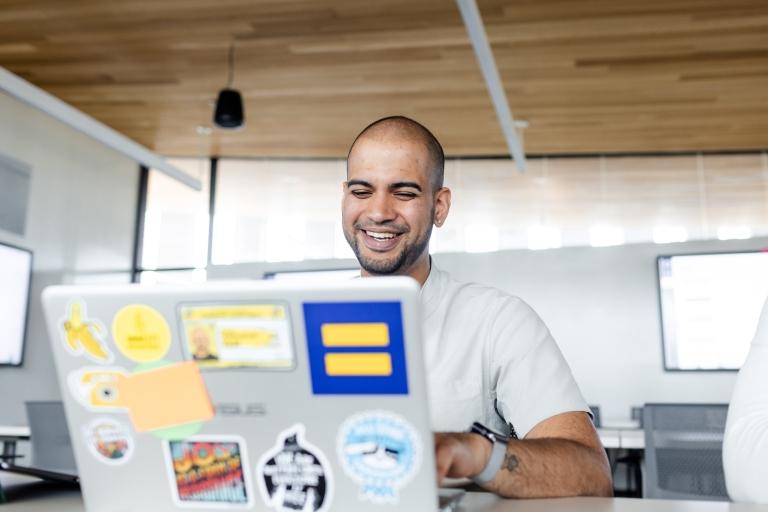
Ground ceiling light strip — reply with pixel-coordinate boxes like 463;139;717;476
455;0;527;173
0;67;201;190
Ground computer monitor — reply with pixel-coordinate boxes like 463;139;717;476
657;250;768;371
0;241;32;366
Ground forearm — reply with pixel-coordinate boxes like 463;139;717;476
484;437;612;498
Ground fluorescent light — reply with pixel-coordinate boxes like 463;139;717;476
0;67;200;190
527;226;561;250
589;226;625;247
465;224;500;253
653;226;688;244
717;226;752;240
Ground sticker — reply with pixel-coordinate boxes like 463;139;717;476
179;304;294;369
112;304;171;363
165;436;253;507
119;361;213;433
68;367;130;412
67;362;213;434
303;302;408;395
82;418;133;465
257;424;333;512
337;411;421;504
60;301;113;363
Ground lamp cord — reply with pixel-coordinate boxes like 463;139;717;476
227;43;235;88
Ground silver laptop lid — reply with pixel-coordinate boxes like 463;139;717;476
42;277;438;511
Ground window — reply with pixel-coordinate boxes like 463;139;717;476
136;158;210;283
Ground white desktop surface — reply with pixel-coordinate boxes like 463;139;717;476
0;426;30;439
598;427;644;449
3;473;768;512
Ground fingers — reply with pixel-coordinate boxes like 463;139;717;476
434;433;456;486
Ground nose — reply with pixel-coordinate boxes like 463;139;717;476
366;192;397;224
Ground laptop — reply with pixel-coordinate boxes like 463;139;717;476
0;401;79;484
42;277;465;511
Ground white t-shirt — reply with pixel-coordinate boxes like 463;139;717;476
723;298;768;503
421;264;590;438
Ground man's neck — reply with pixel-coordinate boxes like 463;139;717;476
360;255;432;286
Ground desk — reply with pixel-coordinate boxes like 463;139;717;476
0;426;30;462
598;428;644;449
2;473;767;512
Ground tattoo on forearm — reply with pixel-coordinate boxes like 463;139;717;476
502;453;519;472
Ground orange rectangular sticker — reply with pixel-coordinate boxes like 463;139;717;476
117;361;213;432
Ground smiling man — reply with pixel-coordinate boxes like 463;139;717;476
342;116;612;498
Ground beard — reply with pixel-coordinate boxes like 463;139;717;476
345;222;433;276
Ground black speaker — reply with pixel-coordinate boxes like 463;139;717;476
213;88;244;128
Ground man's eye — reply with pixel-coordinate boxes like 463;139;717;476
351;190;371;198
395;192;417;200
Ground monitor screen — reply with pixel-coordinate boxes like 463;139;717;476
0;241;32;366
658;251;768;371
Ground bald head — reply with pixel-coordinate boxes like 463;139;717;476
347;116;445;192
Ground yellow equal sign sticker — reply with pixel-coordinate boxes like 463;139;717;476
321;323;390;347
324;353;393;376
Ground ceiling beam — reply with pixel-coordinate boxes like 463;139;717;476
456;0;527;173
0;67;201;190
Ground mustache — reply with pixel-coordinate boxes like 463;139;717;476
354;222;410;234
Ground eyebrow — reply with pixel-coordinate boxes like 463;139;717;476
346;180;423;193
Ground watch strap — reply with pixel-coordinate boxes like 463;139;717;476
469;423;508;484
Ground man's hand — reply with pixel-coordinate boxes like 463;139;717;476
434;432;492;484
432;412;613;498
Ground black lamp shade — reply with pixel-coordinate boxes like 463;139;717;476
214;88;244;128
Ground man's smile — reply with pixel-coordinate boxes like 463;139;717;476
360;229;405;252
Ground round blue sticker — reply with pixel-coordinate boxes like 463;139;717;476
337;411;421;504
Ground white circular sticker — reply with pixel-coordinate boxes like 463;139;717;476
82;417;134;465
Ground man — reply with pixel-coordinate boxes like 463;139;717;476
723;297;768;503
341;115;612;498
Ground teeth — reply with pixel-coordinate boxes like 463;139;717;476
366;231;396;240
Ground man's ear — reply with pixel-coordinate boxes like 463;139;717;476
433;187;451;227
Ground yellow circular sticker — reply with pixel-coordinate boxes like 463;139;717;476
112;305;171;362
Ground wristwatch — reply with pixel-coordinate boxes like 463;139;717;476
468;422;508;484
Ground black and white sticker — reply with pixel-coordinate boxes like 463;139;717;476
256;424;333;512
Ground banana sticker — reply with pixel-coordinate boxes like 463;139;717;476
61;301;114;363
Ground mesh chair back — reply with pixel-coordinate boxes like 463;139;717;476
25;401;77;473
643;403;729;501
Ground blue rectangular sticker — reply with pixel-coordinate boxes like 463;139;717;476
303;302;409;395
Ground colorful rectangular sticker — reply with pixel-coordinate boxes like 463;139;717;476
303;302;408;395
165;436;253;507
118;361;214;432
179;304;294;369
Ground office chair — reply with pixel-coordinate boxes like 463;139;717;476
0;401;78;483
643;403;729;501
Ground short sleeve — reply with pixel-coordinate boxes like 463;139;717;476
724;298;768;503
492;298;590;438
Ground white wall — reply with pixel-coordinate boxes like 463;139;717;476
210;237;768;421
434;238;768;421
0;92;138;425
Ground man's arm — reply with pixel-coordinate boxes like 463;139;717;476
434;411;613;498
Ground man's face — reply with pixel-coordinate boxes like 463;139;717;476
342;135;445;276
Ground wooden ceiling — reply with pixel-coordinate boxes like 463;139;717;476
1;0;768;158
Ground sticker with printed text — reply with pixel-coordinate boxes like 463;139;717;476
112;304;171;363
164;436;253;508
256;424;333;512
337;411;421;504
178;303;294;369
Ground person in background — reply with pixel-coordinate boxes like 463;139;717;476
723;297;768;503
341;115;612;498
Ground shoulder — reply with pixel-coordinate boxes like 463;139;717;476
436;269;542;332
